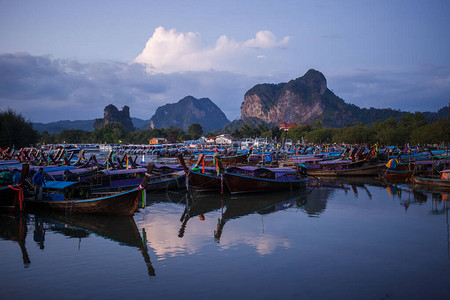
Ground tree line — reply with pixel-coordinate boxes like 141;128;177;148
229;113;449;145
1;109;448;148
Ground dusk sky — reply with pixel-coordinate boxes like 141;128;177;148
1;0;449;123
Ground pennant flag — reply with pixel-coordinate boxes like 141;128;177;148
385;158;399;169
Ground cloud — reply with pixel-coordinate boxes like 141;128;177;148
134;27;291;74
243;30;290;49
1;52;448;125
327;67;450;113
0;52;172;122
0;52;267;123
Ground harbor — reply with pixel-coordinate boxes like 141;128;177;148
0;143;449;299
2;2;449;298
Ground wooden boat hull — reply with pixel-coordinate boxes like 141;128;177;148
412;176;450;188
223;172;308;194
380;168;414;183
25;187;142;216
308;163;384;177
187;171;222;192
146;172;186;191
178;153;222;192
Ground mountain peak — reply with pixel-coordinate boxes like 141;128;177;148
240;69;403;127
149;96;230;132
94;104;135;131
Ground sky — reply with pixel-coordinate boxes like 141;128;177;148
0;0;449;123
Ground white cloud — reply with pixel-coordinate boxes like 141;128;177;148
243;30;291;49
134;27;291;74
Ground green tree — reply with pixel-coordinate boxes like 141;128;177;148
128;129;154;144
396;112;428;142
410;118;450;144
163;126;185;142
231;129;242;139
288;125;310;142
304;128;333;144
57;129;91;144
187;123;203;139
270;126;283;141
39;131;56;145
334;123;375;144
261;129;273;141
372;117;402;145
0;109;38;148
240;124;256;138
91;122;127;143
311;118;323;130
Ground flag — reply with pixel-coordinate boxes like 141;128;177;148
385;158;398;169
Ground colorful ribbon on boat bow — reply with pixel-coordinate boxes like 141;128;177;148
8;184;24;212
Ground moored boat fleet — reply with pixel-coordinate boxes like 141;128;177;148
0;142;449;216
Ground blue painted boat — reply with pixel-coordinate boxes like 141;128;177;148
24;164;153;216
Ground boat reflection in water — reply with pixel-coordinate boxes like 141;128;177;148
169;185;358;243
178;192;223;238
2;175;450;299
213;191;308;241
2;211;156;276
0;214;30;267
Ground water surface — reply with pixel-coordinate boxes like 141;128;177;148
1;179;449;299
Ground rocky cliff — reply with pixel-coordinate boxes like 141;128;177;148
149;96;230;132
241;69;408;127
94;104;135;132
241;69;328;124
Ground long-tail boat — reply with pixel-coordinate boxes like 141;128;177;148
88;169;186;193
221;165;308;194
24;163;153;216
76;163;186;192
178;153;223;193
186;151;250;167
0;163;29;211
306;160;385;177
412;169;450;191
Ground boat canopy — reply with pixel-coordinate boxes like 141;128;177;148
44;181;78;190
30;166;76;172
102;168;147;176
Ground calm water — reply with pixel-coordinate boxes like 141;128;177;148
1;179;449;299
